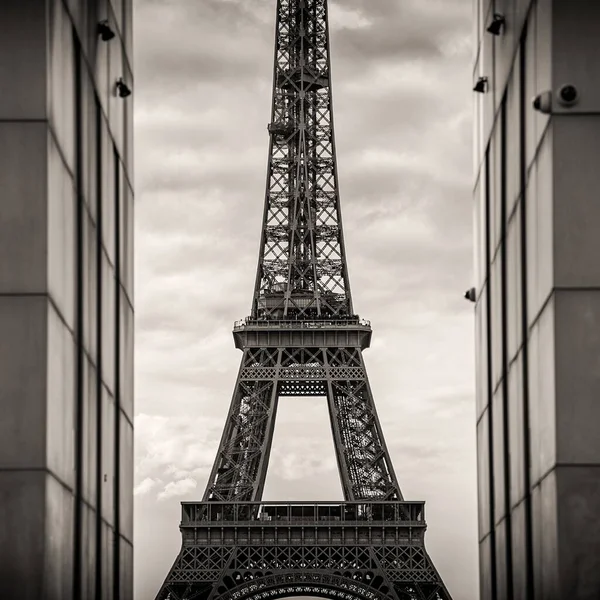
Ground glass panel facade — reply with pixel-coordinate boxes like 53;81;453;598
48;0;75;172
479;535;493;600
101;119;116;265
490;255;503;388
45;474;75;599
119;538;134;600
524;7;537;169
47;136;76;330
474;6;531;598
475;0;600;597
120;175;134;301
506;207;522;362
80;64;98;223
494;518;508;600
46;304;76;489
0;1;133;596
490;124;503;258
475;283;489;419
119;415;134;542
492;383;506;525
511;501;528;600
82;358;98;507
108;31;125;156
83;211;98;361
531;304;556;484
102;252;116;392
536;129;553;312
101;386;116;527
119;289;134;421
505;50;521;221
525;160;538;326
102;520;115;599
508;354;525;508
477;411;491;539
80;503;98;598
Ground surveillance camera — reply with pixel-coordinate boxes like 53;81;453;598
464;287;476;303
557;84;579;107
532;91;552;114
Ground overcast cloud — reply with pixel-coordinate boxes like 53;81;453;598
132;1;477;599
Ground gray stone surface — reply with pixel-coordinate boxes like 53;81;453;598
0;470;46;600
554;291;600;465
0;296;47;470
556;466;600;599
0;123;48;294
0;1;48;119
553;118;600;287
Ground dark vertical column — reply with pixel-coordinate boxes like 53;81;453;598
518;27;534;600
73;29;85;600
113;149;122;600
95;99;104;600
484;149;498;600
499;99;514;600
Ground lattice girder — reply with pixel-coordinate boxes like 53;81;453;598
203;344;401;503
155;502;451;600
253;0;352;320
156;1;453;598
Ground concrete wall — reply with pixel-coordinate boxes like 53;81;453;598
0;1;134;598
473;1;600;599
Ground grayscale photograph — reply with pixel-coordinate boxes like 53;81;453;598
0;1;599;600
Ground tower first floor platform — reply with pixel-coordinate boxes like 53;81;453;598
156;501;451;600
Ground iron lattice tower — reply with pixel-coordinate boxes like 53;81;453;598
156;1;452;599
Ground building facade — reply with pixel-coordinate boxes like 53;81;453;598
473;0;600;599
0;1;133;599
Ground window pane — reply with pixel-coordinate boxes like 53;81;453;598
83;211;98;361
46;303;76;488
508;353;525;507
101;386;116;526
119;415;134;542
492;382;506;524
82;357;98;507
506;49;521;220
48;136;76;329
475;283;489;419
101;118;116;265
49;0;75;172
506;206;522;361
477;411;491;539
490;254;503;388
102;251;116;392
119;290;134;422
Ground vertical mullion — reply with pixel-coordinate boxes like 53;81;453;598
73;29;84;600
95;101;104;600
519;27;535;600
500;98;514;599
113;149;122;600
484;148;498;600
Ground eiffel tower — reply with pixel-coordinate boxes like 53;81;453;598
156;1;452;599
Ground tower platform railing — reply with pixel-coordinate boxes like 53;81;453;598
181;501;425;527
233;318;372;331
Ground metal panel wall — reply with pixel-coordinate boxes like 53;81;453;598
473;1;600;598
0;1;134;598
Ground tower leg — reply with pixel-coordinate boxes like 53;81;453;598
325;347;402;500
204;349;280;502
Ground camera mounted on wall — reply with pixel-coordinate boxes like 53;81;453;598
532;84;580;114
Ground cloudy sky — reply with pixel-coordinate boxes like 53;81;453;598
132;0;477;599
